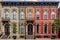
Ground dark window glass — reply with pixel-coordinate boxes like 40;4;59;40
36;24;40;33
52;23;55;34
44;24;47;34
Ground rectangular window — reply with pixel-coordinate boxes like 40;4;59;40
20;9;25;19
44;10;48;19
52;23;55;34
12;9;17;20
13;13;16;20
4;9;10;19
12;23;17;34
19;25;20;33
51;9;55;19
20;25;25;34
52;15;55;19
36;24;40;33
36;9;40;19
44;24;47;34
2;11;5;18
28;9;32;19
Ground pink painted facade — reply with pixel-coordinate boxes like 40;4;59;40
33;6;58;38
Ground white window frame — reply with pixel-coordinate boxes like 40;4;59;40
43;9;48;19
51;9;56;19
43;23;48;34
36;23;40;34
51;23;56;34
28;9;32;19
2;7;10;19
5;9;10;18
11;7;18;20
36;9;40;19
20;25;25;34
12;9;17;20
20;10;25;19
12;23;17;34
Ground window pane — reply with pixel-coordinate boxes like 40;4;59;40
44;24;47;34
5;9;10;19
52;15;55;19
44;10;48;19
10;11;13;20
12;10;17;20
51;10;55;19
52;23;55;34
2;11;5;18
36;24;40;33
20;25;25;34
19;25;20;33
20;11;25;19
12;23;17;34
36;10;40;19
28;9;32;19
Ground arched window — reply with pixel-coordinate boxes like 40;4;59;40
36;9;40;19
51;9;55;19
44;23;47;34
36;24;40;33
28;9;32;19
20;9;25;19
44;9;48;19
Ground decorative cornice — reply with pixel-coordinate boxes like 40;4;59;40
1;2;59;6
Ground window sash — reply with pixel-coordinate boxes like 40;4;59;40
44;15;47;19
28;12;32;18
51;12;55;19
36;24;40;33
4;10;10;18
12;11;17;20
20;25;25;34
44;11;48;19
52;15;55;19
44;24;47;34
52;25;55;34
36;11;40;19
20;11;25;19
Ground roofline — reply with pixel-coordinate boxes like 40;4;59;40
1;2;59;6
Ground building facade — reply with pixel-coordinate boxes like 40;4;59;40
0;2;59;39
